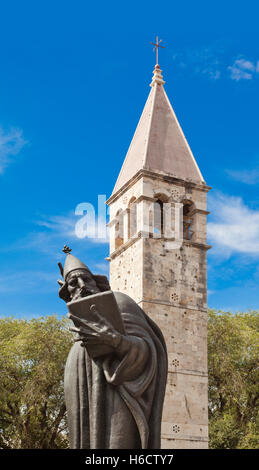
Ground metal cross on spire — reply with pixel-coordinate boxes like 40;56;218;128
150;36;165;66
63;245;72;254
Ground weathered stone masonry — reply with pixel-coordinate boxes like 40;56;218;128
107;65;211;448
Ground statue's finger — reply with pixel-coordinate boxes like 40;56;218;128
68;311;105;334
89;309;114;333
67;312;77;321
69;326;80;333
83;320;103;333
68;313;88;327
79;326;99;337
89;305;113;329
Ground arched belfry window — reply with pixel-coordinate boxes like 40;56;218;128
154;199;164;235
128;197;137;239
153;194;168;236
182;200;195;241
115;209;124;249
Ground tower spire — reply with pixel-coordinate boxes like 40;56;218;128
110;58;204;197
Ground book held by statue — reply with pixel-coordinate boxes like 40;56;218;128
67;290;125;358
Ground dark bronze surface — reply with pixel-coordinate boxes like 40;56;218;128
58;249;168;449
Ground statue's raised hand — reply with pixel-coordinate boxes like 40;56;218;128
68;304;123;349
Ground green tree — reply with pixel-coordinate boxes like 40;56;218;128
208;309;259;449
1;311;258;449
0;316;73;449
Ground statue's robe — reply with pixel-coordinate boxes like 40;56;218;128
64;292;168;449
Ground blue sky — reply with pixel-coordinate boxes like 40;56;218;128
0;1;258;318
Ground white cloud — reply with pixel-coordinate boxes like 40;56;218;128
226;168;259;184
36;213;77;238
0;126;27;173
235;58;255;71
207;193;259;256
173;47;259;82
228;57;259;81
0;211;110;299
172;45;222;81
4;210;109;257
37;212;109;244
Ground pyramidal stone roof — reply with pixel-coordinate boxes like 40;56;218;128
112;64;205;195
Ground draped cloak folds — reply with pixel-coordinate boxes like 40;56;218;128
64;292;168;449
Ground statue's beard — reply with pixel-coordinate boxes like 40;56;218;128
72;286;98;301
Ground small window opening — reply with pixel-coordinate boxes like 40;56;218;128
183;202;194;240
154;199;164;235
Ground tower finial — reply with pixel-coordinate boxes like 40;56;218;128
150;36;165;66
63;245;72;254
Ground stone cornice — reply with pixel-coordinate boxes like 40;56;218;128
139;298;208;313
189;208;210;217
183;239;212;250
107;169;211;206
107;233;211;260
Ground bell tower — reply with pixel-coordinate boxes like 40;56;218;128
107;64;211;449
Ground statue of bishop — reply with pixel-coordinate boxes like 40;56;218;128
58;246;168;449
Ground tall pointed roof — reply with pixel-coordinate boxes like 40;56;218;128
112;64;205;195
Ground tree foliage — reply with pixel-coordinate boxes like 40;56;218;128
0;316;73;449
0;311;258;448
208;309;259;449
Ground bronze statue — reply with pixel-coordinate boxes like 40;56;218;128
58;246;167;449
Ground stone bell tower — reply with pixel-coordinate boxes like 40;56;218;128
106;64;211;449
